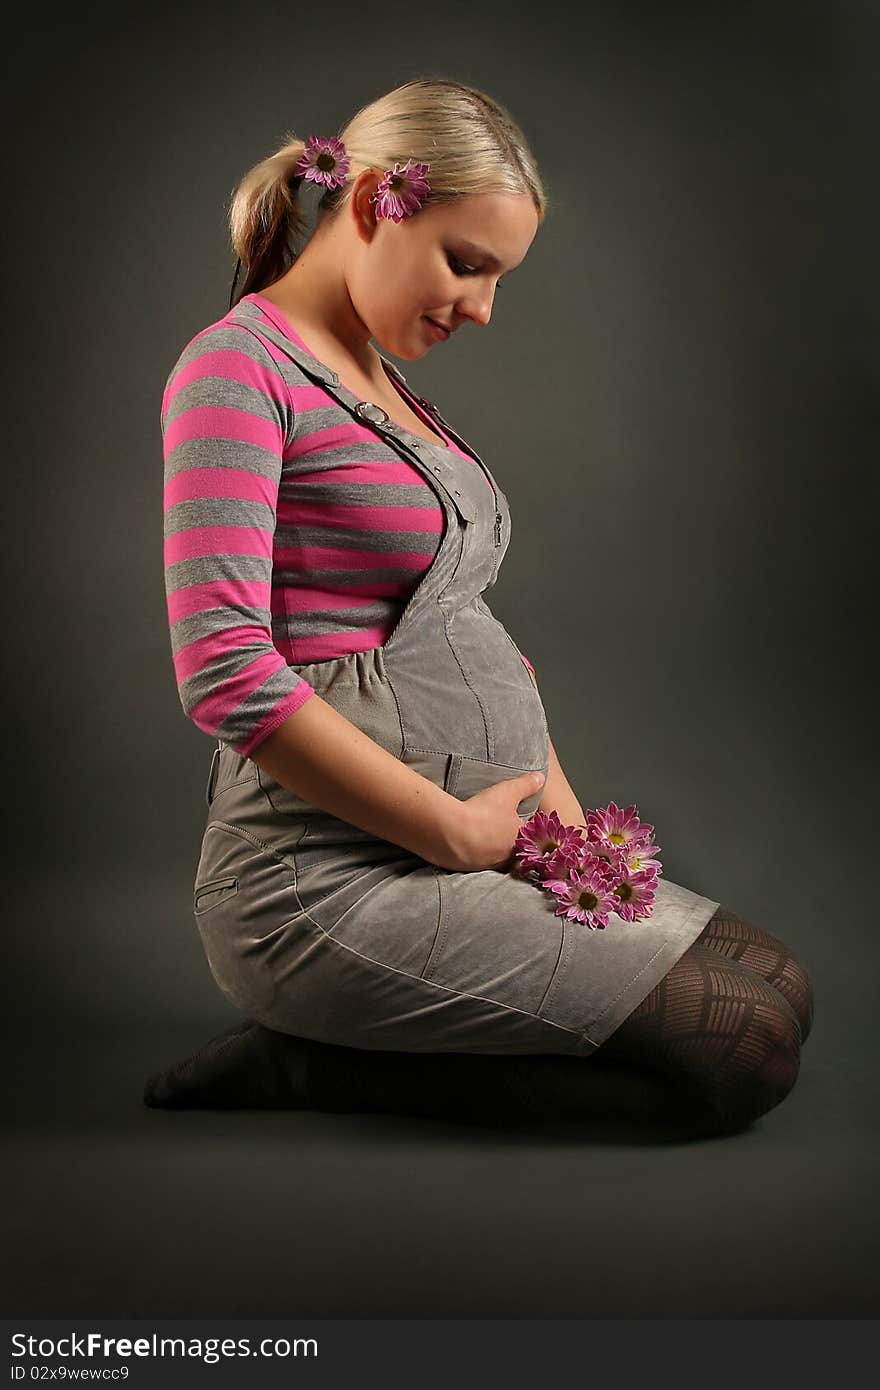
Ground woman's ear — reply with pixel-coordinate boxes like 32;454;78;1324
350;169;383;242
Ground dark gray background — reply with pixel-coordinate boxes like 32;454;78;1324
3;0;875;1321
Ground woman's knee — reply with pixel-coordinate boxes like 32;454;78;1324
698;906;815;1046
772;948;815;1046
684;959;803;1132
597;946;803;1133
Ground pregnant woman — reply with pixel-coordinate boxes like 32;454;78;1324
148;77;814;1136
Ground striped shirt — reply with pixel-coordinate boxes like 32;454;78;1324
161;292;535;758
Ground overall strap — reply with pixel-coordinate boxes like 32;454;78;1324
227;310;479;523
227;311;339;387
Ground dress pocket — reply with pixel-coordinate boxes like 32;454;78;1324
447;754;546;820
398;746;545;820
194;875;239;914
191;823;306;1016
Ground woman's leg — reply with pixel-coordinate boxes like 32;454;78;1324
691;905;815;1044
145;943;802;1136
144;1016;682;1127
595;941;803;1134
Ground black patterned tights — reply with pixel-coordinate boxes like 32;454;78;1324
144;906;815;1137
593;905;814;1133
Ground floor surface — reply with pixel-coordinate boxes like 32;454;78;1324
3;1009;874;1319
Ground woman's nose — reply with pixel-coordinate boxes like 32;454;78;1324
458;286;495;327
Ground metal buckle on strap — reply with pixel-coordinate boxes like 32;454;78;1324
354;401;391;426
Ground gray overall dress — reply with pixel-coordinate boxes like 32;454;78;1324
191;306;720;1057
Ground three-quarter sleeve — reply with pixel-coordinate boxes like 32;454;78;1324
161;320;315;759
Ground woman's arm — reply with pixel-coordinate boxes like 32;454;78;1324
538;735;586;828
523;661;586;828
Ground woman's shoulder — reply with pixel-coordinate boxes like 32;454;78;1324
161;303;303;439
163;298;324;405
166;302;277;372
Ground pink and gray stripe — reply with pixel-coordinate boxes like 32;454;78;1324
161;293;534;759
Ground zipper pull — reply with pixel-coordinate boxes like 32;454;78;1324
494;512;502;544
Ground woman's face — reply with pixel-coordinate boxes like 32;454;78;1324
348;179;539;359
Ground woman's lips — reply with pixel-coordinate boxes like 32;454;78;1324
425;317;450;341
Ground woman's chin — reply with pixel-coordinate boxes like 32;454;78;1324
375;335;431;363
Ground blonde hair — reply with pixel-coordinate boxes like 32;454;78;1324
226;76;548;308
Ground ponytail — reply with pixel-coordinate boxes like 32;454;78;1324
226;135;312;309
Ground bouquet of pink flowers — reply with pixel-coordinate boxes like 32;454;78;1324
512;801;662;930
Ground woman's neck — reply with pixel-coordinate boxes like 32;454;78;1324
256;238;385;387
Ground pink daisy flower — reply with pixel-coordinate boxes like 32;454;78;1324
514;810;585;875
585;801;655;854
579;837;629;880
533;843;582;884
512;802;665;928
370;159;432;222
618;834;663;877
542;861;620;930
608;867;660;923
294;135;351;190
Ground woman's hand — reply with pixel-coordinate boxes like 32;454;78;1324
434;771;546;873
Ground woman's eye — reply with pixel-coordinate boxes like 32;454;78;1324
447;253;504;287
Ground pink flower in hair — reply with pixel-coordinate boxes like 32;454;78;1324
294;134;351;190
370;159;432;222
